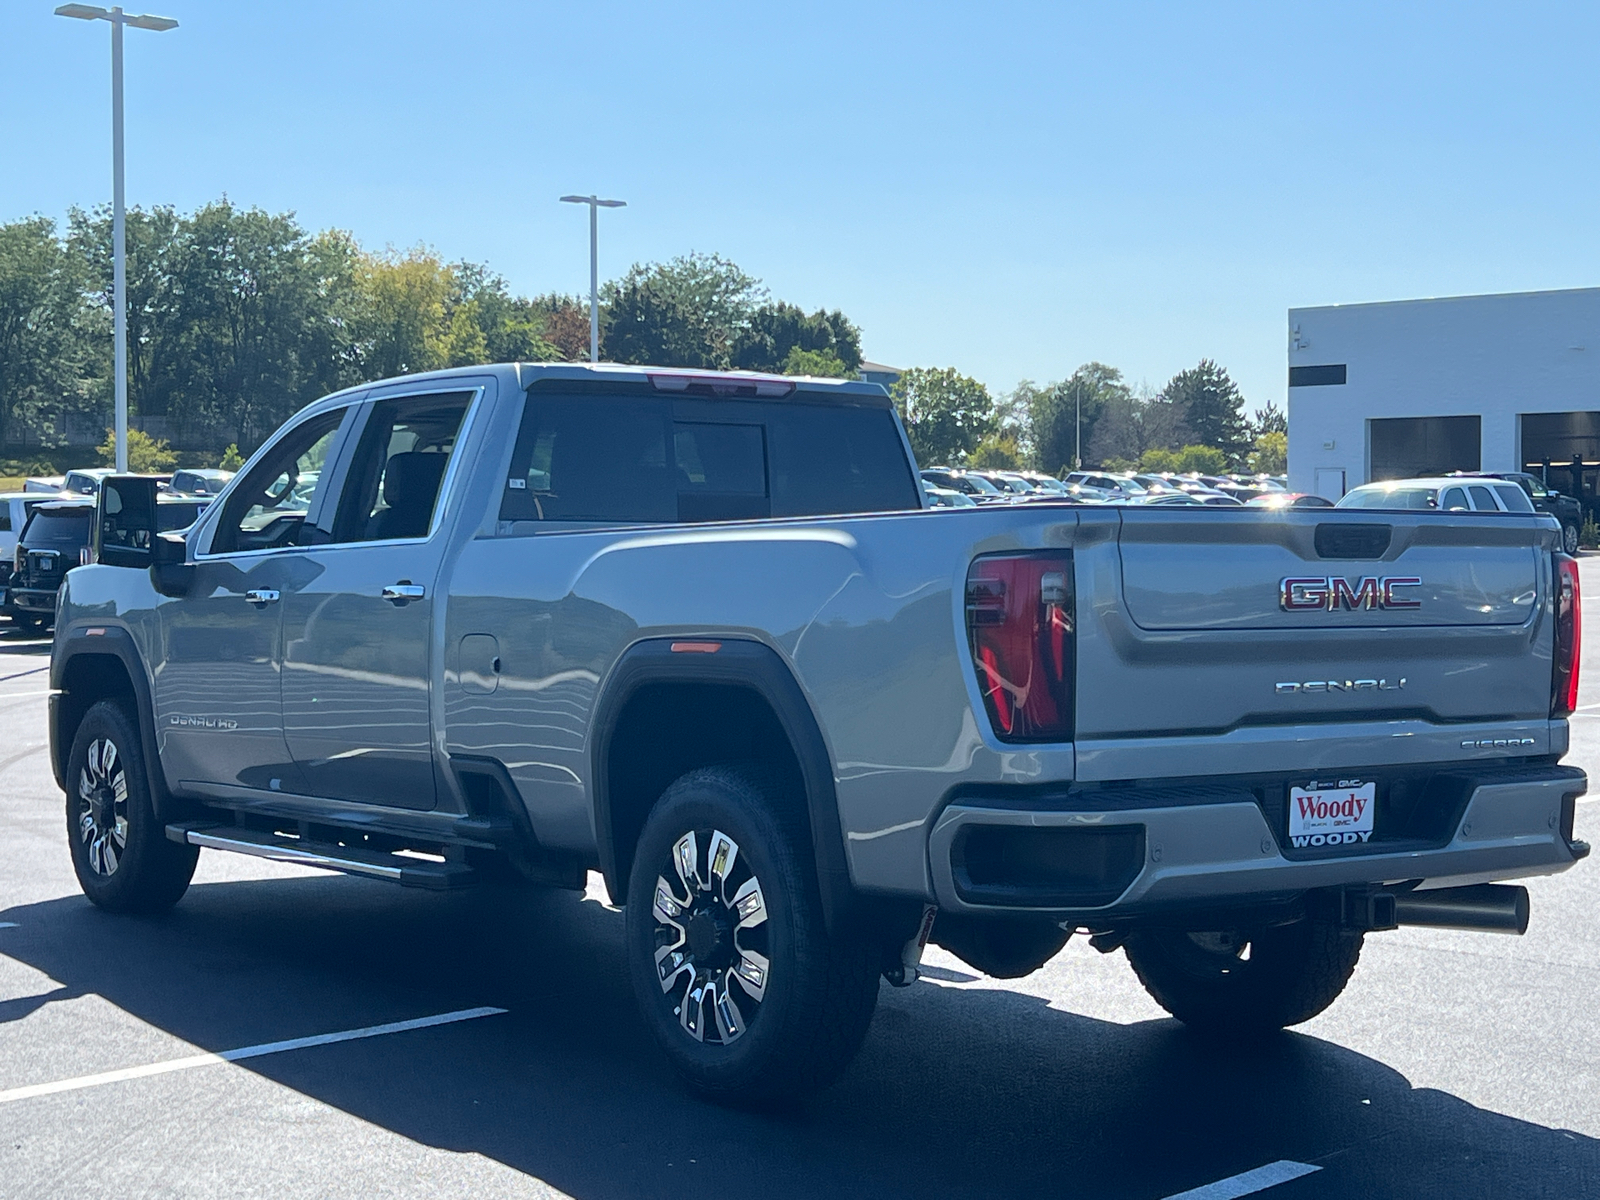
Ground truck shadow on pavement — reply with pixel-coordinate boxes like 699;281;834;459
2;875;1596;1200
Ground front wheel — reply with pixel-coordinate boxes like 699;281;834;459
624;766;881;1105
1563;522;1581;556
1124;917;1362;1036
66;700;198;914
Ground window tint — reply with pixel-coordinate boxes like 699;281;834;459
502;392;920;524
157;501;208;532
212;409;346;554
1493;484;1535;513
1467;484;1499;510
1439;487;1469;511
0;505;10;534
333;393;472;543
504;394;675;523
22;509;91;549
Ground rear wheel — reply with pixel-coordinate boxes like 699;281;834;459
624;766;881;1105
1124;917;1362;1036
66;700;198;914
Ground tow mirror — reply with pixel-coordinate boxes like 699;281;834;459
96;475;159;568
150;531;194;598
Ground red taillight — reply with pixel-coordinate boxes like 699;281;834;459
1553;553;1581;717
965;553;1074;741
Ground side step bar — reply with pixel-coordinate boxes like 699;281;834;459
166;822;476;890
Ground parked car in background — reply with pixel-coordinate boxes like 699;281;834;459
1336;477;1539;515
1;492;52;614
61;468;118;497
920;467;1015;504
921;483;977;508
8;492;209;632
6;500;93;632
1063;471;1147;501
23;476;65;494
1450;471;1583;554
1246;492;1335;509
169;467;235;497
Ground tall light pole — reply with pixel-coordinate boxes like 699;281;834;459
559;194;626;363
56;4;178;473
1074;378;1083;470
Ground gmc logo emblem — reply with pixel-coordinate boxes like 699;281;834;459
1280;576;1422;611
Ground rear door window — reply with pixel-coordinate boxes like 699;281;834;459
1467;484;1500;511
502;390;919;525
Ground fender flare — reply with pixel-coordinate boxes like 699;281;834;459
589;637;854;932
50;622;185;822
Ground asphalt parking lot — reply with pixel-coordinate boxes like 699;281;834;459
0;572;1597;1200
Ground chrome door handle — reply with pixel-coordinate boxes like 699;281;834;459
382;583;426;604
244;589;280;606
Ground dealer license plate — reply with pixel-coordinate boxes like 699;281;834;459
1288;780;1376;849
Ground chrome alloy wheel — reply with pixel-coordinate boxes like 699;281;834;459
77;737;128;877
652;829;770;1045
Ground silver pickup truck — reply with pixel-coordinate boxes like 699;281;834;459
49;363;1589;1103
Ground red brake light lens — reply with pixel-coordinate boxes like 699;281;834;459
965;553;1074;741
1553;553;1581;717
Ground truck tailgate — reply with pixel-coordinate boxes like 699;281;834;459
1074;507;1560;745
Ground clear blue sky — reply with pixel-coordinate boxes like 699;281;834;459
3;1;1596;414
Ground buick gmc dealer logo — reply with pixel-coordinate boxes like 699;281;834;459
1279;575;1422;612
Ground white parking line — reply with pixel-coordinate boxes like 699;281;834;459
1161;1160;1322;1200
0;1005;507;1105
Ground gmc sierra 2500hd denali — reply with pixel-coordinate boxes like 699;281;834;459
50;363;1589;1103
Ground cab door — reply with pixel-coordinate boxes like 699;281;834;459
154;404;358;794
277;387;479;810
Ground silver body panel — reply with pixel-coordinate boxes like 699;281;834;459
54;363;1586;913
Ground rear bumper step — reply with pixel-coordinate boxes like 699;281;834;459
166;822;476;890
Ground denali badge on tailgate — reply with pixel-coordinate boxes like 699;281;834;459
1280;576;1422;612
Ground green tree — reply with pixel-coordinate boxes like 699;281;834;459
891;367;994;466
601;252;765;369
1141;444;1229;474
1031;363;1130;474
968;432;1021;469
0;216;98;455
97;426;177;473
218;443;244;470
780;346;853;377
1250;397;1287;437
1160;360;1249;462
734;302;862;374
1248;430;1287;474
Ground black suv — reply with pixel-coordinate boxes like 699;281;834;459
1450;472;1583;555
7;495;210;632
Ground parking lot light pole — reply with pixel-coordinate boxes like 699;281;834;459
559;194;626;363
55;4;178;473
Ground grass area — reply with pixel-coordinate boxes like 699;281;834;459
0;476;29;493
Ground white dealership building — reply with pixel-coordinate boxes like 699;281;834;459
1287;286;1600;504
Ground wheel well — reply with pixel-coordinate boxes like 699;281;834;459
56;653;137;783
603;681;807;904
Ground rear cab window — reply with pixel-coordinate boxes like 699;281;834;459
500;383;920;527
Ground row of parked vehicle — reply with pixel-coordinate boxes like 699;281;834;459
919;465;1584;547
1;468;228;633
919;466;1318;508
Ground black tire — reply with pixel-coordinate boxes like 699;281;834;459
66;699;198;914
1124;918;1362;1036
624;766;881;1105
1563;523;1581;556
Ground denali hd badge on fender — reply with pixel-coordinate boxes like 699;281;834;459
1280;575;1422;611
